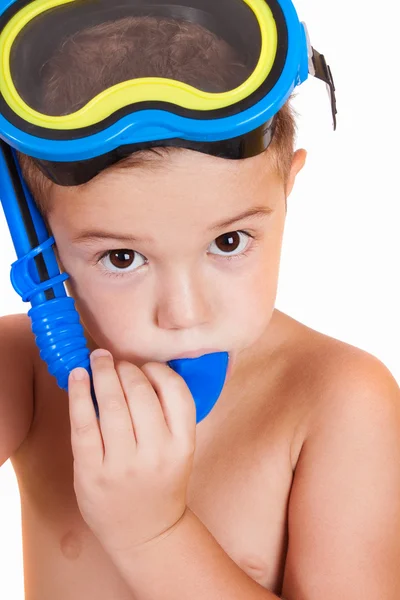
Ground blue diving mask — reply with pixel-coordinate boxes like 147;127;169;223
0;0;336;422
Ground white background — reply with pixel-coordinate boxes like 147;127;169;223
0;0;399;597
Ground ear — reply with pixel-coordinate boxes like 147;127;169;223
286;149;307;197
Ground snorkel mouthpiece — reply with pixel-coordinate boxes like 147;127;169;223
168;352;229;423
0;0;337;427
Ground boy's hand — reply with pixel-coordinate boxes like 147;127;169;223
68;349;197;556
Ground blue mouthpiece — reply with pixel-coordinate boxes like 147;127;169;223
168;352;229;423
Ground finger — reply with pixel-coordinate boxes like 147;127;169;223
90;350;136;464
68;367;104;470
115;361;169;448
141;363;196;447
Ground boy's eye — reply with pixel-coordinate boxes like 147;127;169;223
100;249;146;272
208;231;251;256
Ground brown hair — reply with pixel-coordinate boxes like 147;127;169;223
18;15;297;218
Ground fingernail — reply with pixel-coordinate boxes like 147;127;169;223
70;368;87;381
91;349;112;360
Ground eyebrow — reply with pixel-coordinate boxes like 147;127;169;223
210;206;273;231
72;206;273;244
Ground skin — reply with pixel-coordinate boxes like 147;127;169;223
48;148;307;373
50;147;400;600
4;146;400;599
51;146;306;592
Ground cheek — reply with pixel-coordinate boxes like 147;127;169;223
221;246;282;343
79;282;145;321
63;270;150;357
229;266;278;330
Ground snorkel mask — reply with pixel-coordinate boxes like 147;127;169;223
0;0;337;422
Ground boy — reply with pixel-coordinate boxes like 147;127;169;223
1;6;400;600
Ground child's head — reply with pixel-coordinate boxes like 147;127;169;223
19;16;306;368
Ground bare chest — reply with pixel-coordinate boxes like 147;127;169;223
187;429;293;592
12;367;295;598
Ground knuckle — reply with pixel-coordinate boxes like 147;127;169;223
172;439;195;462
102;392;125;411
116;360;138;373
141;361;163;377
167;372;188;395
169;443;189;464
142;361;159;370
116;362;149;387
125;378;152;400
144;361;181;385
180;438;196;457
74;420;97;436
129;375;150;389
93;471;109;488
124;462;139;479
144;449;167;472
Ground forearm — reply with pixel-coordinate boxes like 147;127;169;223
107;508;281;600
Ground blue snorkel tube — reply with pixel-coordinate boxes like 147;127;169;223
0;0;337;423
0;142;229;422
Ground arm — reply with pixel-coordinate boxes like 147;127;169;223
107;507;282;600
0;314;34;467
68;353;282;600
107;354;400;600
68;348;400;599
281;353;400;599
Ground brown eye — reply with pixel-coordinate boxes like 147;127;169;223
209;231;250;257
100;249;146;273
109;250;134;268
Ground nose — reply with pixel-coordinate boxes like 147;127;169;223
155;269;212;331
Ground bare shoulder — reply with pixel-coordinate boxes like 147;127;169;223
274;311;400;467
0;311;39;356
0;312;37;464
276;312;400;598
0;311;31;334
0;311;36;363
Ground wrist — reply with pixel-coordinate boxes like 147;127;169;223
105;506;191;564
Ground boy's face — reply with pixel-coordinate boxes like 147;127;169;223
48;148;306;374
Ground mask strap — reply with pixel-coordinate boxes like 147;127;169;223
311;47;337;131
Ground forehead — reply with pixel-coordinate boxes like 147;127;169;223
49;149;281;227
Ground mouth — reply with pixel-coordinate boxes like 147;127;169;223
167;348;222;361
166;350;234;381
